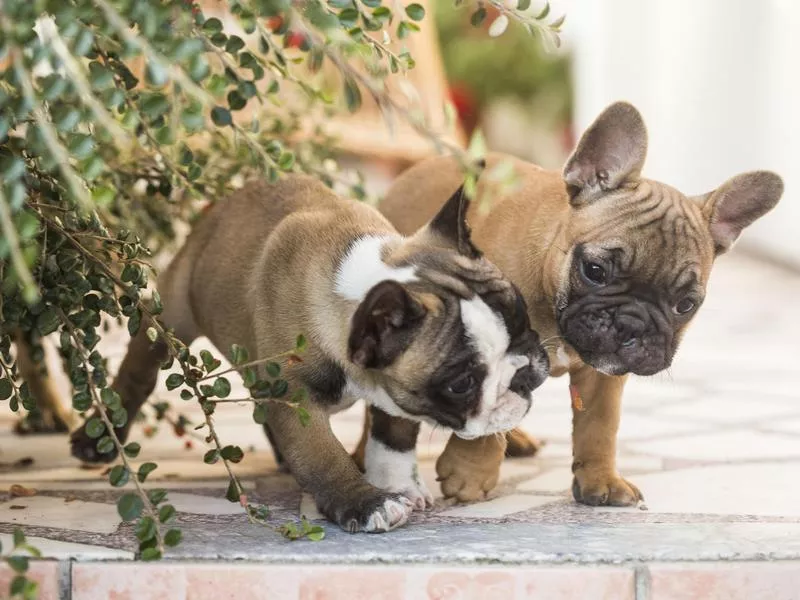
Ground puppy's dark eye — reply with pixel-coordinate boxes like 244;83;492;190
581;260;607;285
447;374;476;397
675;298;696;315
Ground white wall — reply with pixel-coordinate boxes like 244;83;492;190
566;0;799;267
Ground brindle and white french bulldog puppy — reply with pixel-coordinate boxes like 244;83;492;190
69;175;549;532
360;101;784;506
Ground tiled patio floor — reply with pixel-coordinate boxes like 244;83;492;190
1;250;799;599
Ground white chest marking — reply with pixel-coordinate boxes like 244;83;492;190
334;236;417;301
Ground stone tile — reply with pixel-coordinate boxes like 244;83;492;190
0;533;133;559
0;561;60;600
616;454;664;472
617;413;707;440
519;566;634;600
167;492;246;516
516;469;572;493
648;562;800;600
0;495;120;534
627;430;800;462
762;417;800;436
655;396;799;424
440;494;555;518
595;462;800;517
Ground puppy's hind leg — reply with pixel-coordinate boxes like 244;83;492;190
13;332;74;435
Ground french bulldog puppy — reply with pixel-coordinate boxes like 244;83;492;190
365;101;784;506
70;175;549;532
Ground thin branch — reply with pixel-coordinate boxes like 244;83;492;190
58;307;165;554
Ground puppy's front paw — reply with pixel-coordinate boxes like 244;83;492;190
504;428;543;458
436;436;505;502
572;470;643;507
70;419;119;464
395;476;434;511
325;489;413;533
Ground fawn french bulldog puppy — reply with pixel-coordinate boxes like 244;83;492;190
361;101;784;506
70;174;549;532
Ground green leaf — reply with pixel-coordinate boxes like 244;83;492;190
220;445;244;463
200;350;221;372
91;186;115;207
227;90;247;111
96;436;115;455
405;3;425;21
202;17;224;33
138;462;158;483
88;62;114;89
306;525;325;541
117;493;144;521
166;374;185;391
535;1;551;19
73;28;94;56
225;480;239;502
101;388;122;410
296;334;307;352
12;528;25;547
242;367;257;388
164;528;182;547
517;0;531;9
225;35;246;53
136;516;157;542
343;78;362;112
147;489;168;505
146;327;158;342
109;465;129;487
123;442;141;458
67;134;94;159
0;378;13;400
278;151;295;170
252;403;268;424
213;377;231;398
266;362;281;378
338;8;359;28
159;504;176;523
85;417;105;439
180;390;194;401
6;556;28;573
140;547;162;561
272;379;289;398
203;449;219;464
230;344;249;365
297;406;311;427
211;106;232;127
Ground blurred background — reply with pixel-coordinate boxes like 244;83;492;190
352;0;795;268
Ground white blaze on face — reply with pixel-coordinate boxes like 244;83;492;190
457;296;532;439
334;235;416;301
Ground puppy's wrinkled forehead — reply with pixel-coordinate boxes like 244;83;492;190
574;181;715;287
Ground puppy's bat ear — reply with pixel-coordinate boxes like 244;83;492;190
424;159;486;259
692;170;784;255
348;280;426;369
563;102;648;206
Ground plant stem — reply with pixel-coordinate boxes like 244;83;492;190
57;307;165;555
